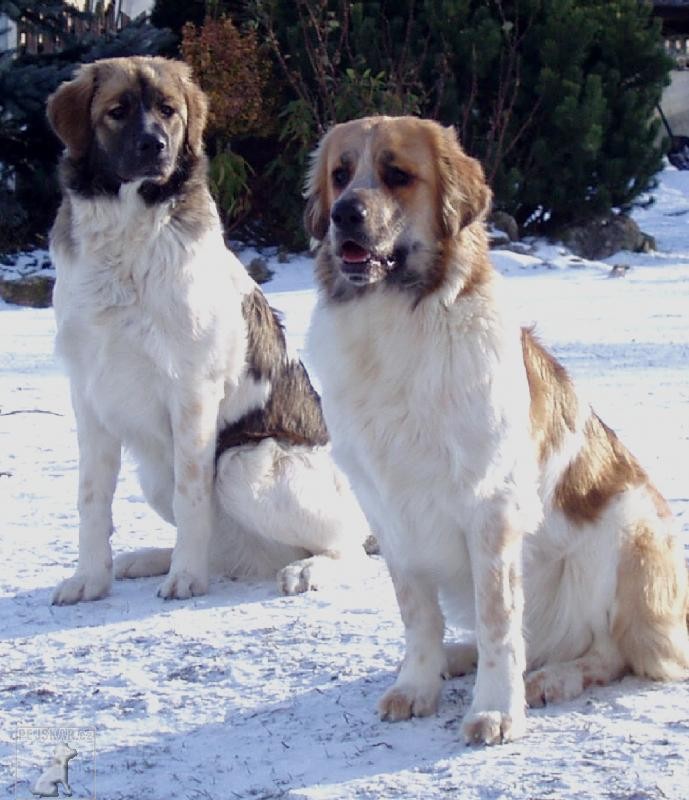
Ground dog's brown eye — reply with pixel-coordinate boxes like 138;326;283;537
384;166;412;188
160;104;175;118
108;105;126;121
332;167;350;189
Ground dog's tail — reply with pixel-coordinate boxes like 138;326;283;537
612;521;689;681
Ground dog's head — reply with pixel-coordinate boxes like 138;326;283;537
304;116;492;300
47;56;208;193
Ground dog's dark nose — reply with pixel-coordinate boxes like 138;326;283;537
331;197;367;229
137;132;166;157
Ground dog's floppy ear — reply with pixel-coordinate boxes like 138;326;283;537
180;65;209;158
436;125;492;238
303;134;331;241
46;64;97;159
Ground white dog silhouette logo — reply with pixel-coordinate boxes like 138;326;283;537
31;742;77;797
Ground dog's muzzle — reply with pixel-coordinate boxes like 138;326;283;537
331;196;398;285
338;242;397;285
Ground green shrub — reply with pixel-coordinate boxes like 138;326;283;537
428;0;672;228
250;0;671;242
249;0;429;246
209;149;254;230
1;0;673;253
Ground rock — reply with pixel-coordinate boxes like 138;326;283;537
0;274;54;308
488;229;511;249
489;211;520;242
608;263;630;278
363;534;380;555
638;232;656;253
246;256;274;285
559;214;653;260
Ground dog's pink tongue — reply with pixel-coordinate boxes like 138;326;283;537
342;242;370;264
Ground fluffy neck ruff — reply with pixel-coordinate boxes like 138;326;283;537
60;142;208;210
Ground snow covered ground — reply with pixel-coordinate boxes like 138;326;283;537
2;168;689;800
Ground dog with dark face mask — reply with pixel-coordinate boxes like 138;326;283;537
48;56;368;605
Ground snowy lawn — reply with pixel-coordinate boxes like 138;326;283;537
2;168;689;799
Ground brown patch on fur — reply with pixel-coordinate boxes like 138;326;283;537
433;122;492;238
647;482;673;519
184;461;200;482
89;65;137;124
479;567;514;643
521;327;673;525
612;523;689;680
422;227;493;304
521;328;578;464
47;66;96;158
178;66;208;158
242;289;287;383
455;242;493;299
554;413;651;524
303;135;331;242
215;290;329;455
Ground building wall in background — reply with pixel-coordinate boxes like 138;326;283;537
0;0;154;56
661;70;689;136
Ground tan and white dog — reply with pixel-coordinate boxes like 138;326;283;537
47;56;368;605
304;116;689;745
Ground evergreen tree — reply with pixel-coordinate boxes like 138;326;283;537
422;0;671;228
151;0;206;39
255;0;671;240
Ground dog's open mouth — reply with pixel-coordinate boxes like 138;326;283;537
339;241;396;285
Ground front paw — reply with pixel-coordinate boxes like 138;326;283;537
278;554;339;595
278;561;319;595
52;569;112;605
378;681;442;722
462;709;526;745
157;569;208;600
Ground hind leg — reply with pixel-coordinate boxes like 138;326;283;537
114;548;173;580
525;643;626;707
215;440;369;594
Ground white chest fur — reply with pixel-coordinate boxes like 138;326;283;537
51;184;251;448
307;282;541;578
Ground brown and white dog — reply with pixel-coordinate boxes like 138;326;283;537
304;116;689;745
47;56;368;605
